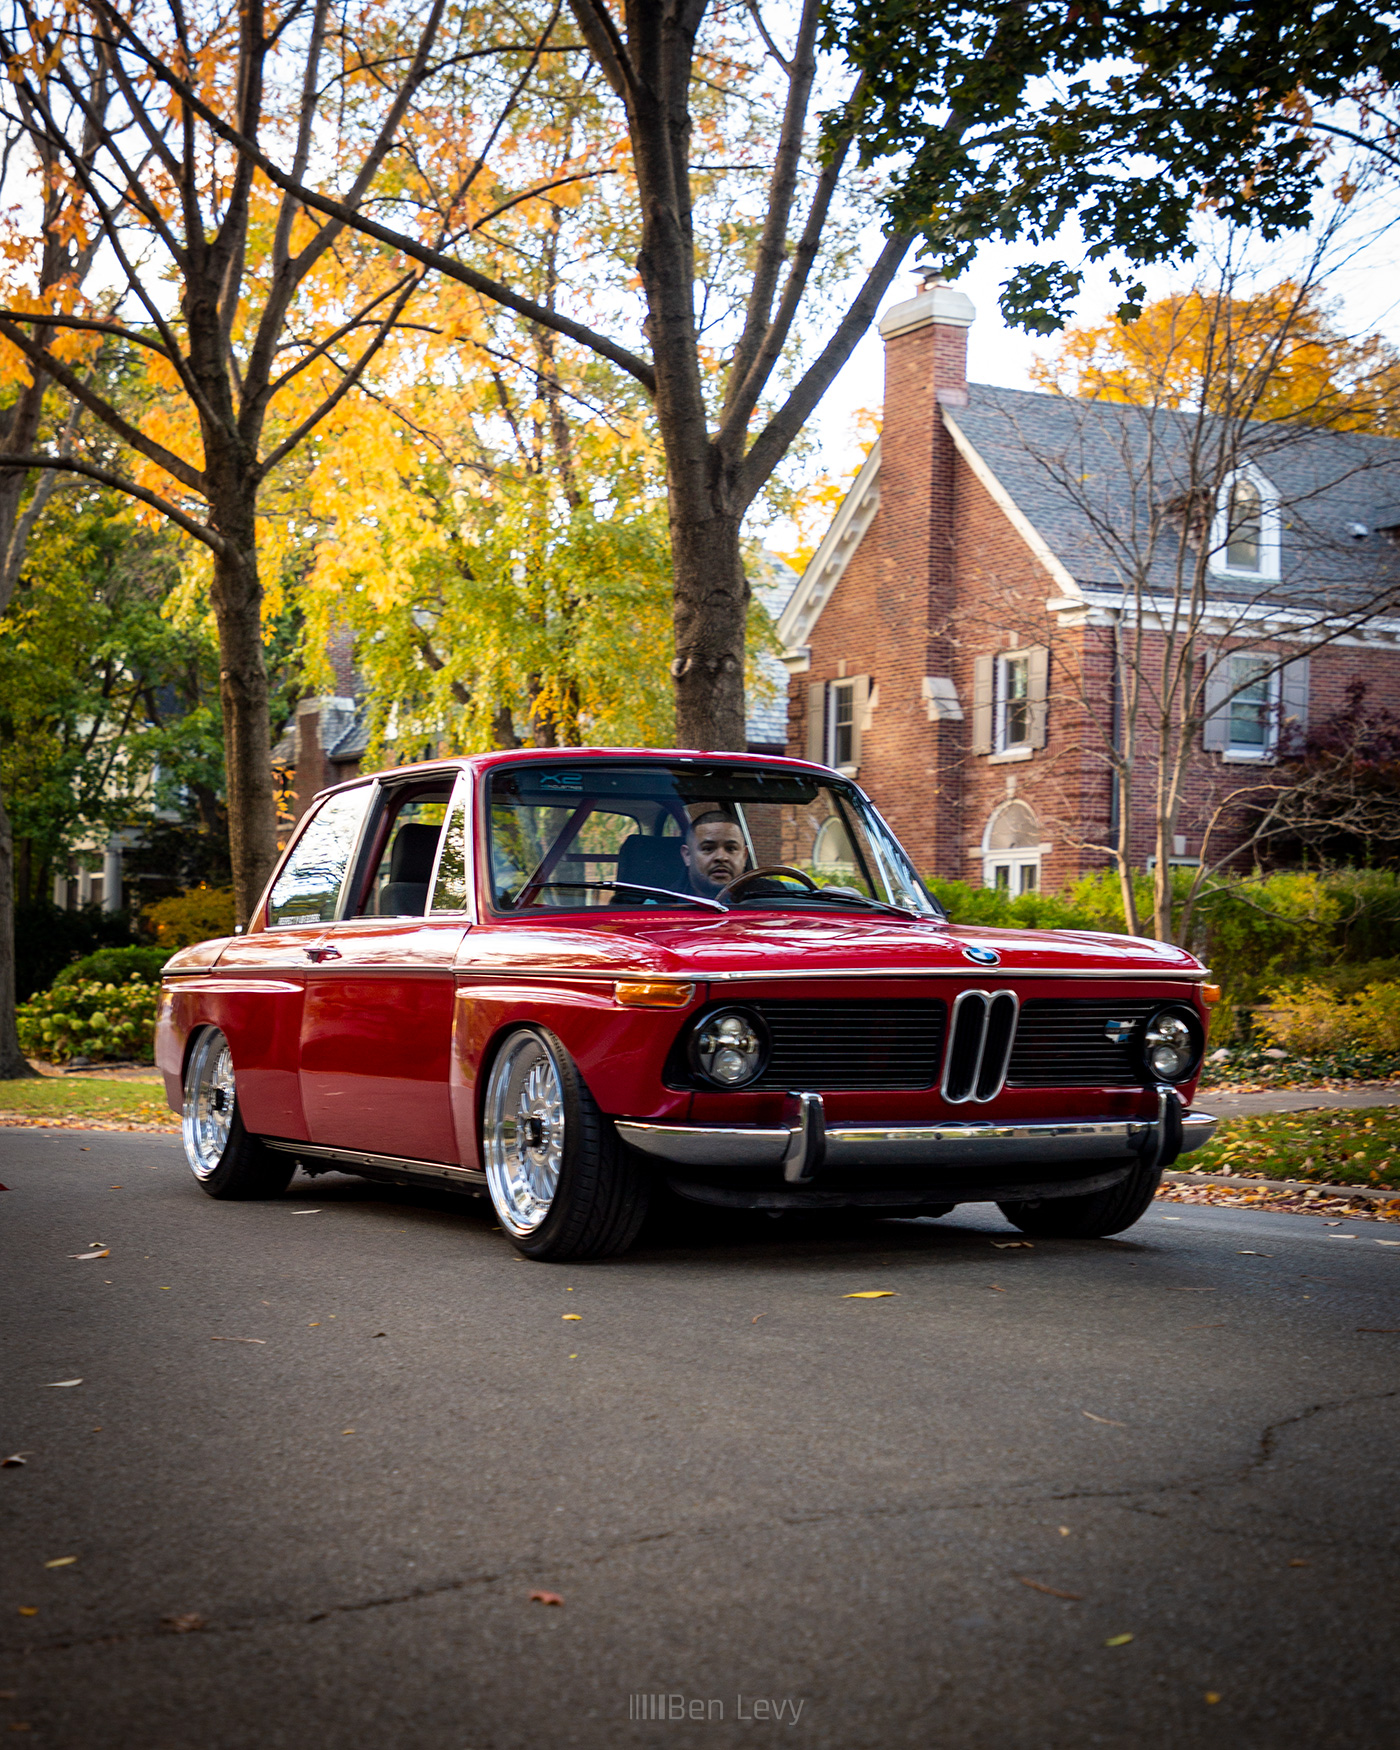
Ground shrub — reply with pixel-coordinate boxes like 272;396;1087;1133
13;900;139;1002
926;879;1099;931
143;885;235;949
1257;979;1400;1058
17;976;159;1064
53;945;170;988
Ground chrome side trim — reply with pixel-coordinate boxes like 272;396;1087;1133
262;1137;486;1187
450;965;1209;984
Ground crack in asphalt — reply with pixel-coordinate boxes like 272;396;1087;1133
7;1388;1395;1661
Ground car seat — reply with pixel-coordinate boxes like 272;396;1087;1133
611;833;688;902
377;822;441;916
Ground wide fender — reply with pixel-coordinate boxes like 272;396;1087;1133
157;977;310;1141
450;980;697;1171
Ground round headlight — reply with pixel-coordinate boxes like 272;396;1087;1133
691;1009;766;1087
1139;1008;1201;1083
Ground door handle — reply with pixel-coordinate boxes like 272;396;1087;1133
305;946;342;963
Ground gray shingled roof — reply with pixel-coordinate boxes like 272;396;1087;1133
946;384;1400;615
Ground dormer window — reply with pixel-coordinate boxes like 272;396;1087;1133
1211;467;1280;580
1226;478;1262;570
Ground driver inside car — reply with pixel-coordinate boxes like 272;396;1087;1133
680;809;747;897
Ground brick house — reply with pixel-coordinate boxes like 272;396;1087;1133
778;282;1400;891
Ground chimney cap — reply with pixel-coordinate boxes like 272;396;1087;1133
878;283;976;341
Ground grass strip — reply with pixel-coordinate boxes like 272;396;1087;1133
1189;1106;1400;1191
0;1075;176;1127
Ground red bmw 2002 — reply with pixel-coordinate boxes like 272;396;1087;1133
157;749;1218;1261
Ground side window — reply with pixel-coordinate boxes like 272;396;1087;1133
267;788;372;926
362;793;451;917
430;791;470;913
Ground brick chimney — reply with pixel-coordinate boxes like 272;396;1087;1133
877;279;976;878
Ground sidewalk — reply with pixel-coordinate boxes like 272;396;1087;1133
1195;1082;1400;1120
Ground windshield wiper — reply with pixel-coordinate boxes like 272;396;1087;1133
512;880;727;913
802;887;920;922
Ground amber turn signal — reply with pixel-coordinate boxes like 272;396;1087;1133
614;980;695;1008
1201;984;1222;1005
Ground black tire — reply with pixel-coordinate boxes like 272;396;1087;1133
181;1027;295;1201
997;1160;1163;1239
481;1026;651;1261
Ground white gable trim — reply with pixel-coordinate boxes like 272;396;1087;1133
777;439;882;660
940;409;1082;603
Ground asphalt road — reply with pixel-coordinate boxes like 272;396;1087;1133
3;1128;1398;1750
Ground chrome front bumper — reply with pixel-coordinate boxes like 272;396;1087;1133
616;1095;1216;1181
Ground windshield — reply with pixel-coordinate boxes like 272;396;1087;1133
487;761;939;916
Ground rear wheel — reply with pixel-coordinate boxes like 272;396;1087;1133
482;1026;650;1261
997;1160;1162;1239
182;1028;294;1201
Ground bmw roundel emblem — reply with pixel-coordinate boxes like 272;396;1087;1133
962;945;1001;967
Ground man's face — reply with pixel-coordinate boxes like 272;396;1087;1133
681;819;746;894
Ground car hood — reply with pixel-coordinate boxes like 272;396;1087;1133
465;912;1205;980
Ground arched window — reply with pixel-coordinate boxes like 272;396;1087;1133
1212;467;1279;579
1226;478;1262;570
983;800;1041;893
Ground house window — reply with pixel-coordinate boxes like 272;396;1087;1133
1226;479;1262;570
829;681;855;767
983;799;1042;893
1211;467;1279;579
1226;655;1277;754
997;655;1031;750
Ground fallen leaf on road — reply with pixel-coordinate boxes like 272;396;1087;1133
1357;1327;1400;1333
109;1185;122;1190
1059;1526;1071;1536
210;1336;266;1344
17;1608;37;1617
42;1380;81;1388
1205;1692;1221;1704
991;1241;1033;1249
371;1331;386;1338
67;1249;109;1261
1376;1240;1400;1247
43;1558;76;1568
1167;1287;1215;1292
1185;1323;1226;1329
842;1291;896;1298
2;1454;27;1467
342;1429;354;1436
1327;1235;1356;1240
1236;1251;1271;1257
529;1590;564;1606
1083;1411;1126;1426
1018;1577;1082;1600
162;1613;206;1634
1288;1560;1309;1567
1104;1633;1134;1647
290;1209;321;1215
988;1284;1005;1292
562;1314;581;1321
751;1314;766;1323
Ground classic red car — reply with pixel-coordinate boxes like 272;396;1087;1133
157;749;1217;1260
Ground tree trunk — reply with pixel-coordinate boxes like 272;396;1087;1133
0;783;35;1078
208;501;278;928
670;508;748;750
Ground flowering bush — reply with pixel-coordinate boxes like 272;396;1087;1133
17;976;159;1064
144;885;235;949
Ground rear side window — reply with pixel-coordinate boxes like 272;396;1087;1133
266;788;372;925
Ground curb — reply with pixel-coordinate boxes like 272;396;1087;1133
1164;1169;1400;1206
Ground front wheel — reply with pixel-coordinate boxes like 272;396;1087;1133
482;1027;650;1261
997;1160;1162;1239
182;1027;294;1200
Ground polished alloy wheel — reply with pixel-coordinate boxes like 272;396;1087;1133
484;1032;565;1235
183;1028;236;1180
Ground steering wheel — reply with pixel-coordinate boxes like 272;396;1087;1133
716;864;820;902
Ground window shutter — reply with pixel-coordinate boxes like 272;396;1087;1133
1202;652;1230;750
806;681;826;763
1280;654;1310;737
972;656;994;755
1027;645;1049;749
849;674;870;766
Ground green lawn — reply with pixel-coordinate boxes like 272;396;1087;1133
1189;1106;1400;1190
0;1075;177;1127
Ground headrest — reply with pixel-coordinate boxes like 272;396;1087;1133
389;821;441;885
615;834;686;894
